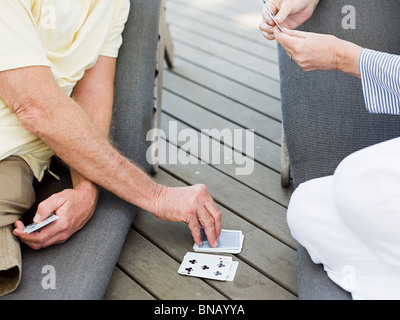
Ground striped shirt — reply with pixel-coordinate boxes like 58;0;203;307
360;49;400;115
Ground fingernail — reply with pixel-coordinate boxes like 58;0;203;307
33;214;41;224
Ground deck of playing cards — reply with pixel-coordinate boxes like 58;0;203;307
178;252;238;281
193;228;244;254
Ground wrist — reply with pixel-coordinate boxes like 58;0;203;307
75;179;99;200
336;39;363;78
150;183;169;219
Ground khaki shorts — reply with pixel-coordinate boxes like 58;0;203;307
0;156;35;296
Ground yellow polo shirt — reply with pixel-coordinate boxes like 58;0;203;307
0;0;130;181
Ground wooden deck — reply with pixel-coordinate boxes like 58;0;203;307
104;0;297;300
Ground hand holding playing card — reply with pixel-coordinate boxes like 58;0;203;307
13;185;98;250
194;228;244;254
151;184;222;247
259;0;319;41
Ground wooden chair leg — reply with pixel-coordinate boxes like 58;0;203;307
150;0;174;174
281;126;290;187
163;21;174;69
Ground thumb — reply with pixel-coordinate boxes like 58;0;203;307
275;1;293;24
34;193;64;223
275;27;308;40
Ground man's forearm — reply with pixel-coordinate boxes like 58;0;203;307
44;91;159;212
68;56;117;193
3;66;160;214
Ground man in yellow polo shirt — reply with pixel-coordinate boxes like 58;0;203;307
0;0;221;296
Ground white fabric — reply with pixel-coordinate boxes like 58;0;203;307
288;137;400;299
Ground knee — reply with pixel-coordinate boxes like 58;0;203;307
333;147;400;230
287;180;319;241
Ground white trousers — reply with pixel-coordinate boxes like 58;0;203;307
287;137;400;300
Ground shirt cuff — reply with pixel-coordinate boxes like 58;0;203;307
360;48;400;115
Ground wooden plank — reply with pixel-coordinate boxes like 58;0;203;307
158;141;296;249
160;112;293;208
104;267;156;300
170;25;281;85
163;70;281;144
162;89;281;172
171;38;280;98
168;58;282;121
118;230;227;300
167;9;279;64
133;169;297;298
167;0;277;48
173;0;264;17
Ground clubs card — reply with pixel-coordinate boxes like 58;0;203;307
193;228;244;254
178;252;238;281
258;0;284;33
226;261;239;281
24;213;58;234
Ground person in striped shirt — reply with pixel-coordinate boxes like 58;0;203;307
260;0;400;299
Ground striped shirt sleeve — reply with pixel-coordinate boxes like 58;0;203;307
360;48;400;115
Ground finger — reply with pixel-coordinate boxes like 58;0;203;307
274;1;292;24
204;200;222;240
259;20;274;34
274;27;302;48
274;27;288;43
14;220;25;231
14;221;63;250
263;31;276;41
262;12;274;27
266;0;279;14
282;28;311;38
198;206;218;248
186;215;203;246
34;193;66;223
262;4;278;26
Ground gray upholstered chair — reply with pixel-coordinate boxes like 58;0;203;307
1;0;172;299
279;0;400;299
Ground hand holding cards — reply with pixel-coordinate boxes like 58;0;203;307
258;0;284;33
193;228;244;254
24;213;58;234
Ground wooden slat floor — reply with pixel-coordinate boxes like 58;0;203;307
104;0;297;300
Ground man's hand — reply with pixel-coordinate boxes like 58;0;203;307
259;0;319;40
152;184;222;247
13;182;98;250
